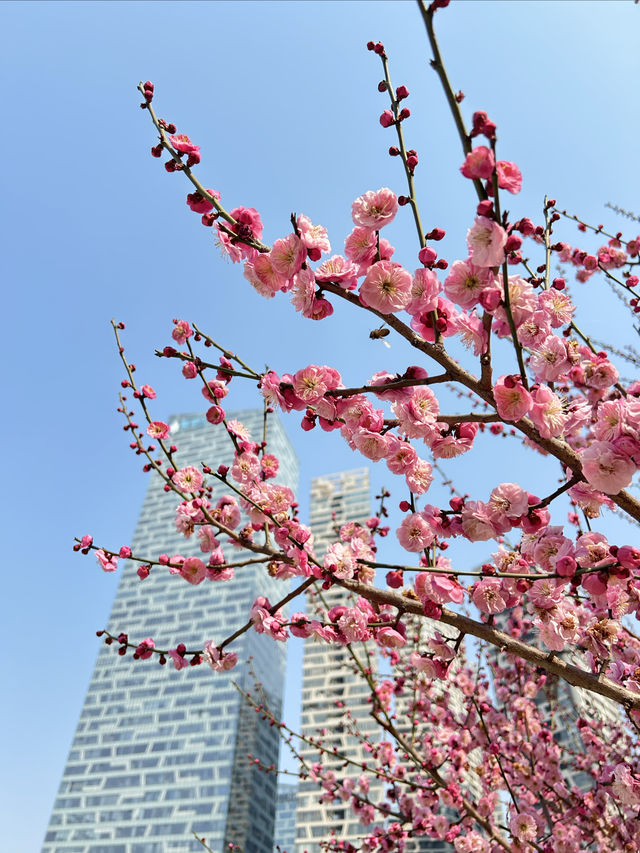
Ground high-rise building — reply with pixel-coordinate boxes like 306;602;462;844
295;469;378;853
43;410;298;853
273;782;298;853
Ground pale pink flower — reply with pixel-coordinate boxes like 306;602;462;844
406;267;441;315
290;267;316;316
452;311;488;356
359;260;412;313
405;458;433;494
203;641;238;672
593;399;626;442
466;216;507;267
460;146;495;180
415;572;465;605
538;288;575;327
581;441;635;494
530;334;570;382
353;428;390;461
344;227;377;265
314;254;359;290
392;387;439;438
493;375;532;422
509;810;539;842
444;259;495;309
324;542;356;580
261;454;279;479
493;275;537;334
496;160;522;194
293;365;330;404
254;252;290;293
529;384;567;439
297;214;331;256
488;482;528;520
197;526;219;554
172;466;203;492
147;420;170;439
376;626;406;648
230;451;261;484
397;513;435;552
243;259;277;298
472;578;507;613
461;501;498;542
385;437;418;475
270;233;306;279
180;556;206;585
337;607;371;642
351;187;398;229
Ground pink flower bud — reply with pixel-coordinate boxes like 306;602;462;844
379;110;394;128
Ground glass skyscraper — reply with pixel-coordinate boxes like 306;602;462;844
295;469;379;853
43;410;298;853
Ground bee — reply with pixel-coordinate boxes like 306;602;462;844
369;325;391;348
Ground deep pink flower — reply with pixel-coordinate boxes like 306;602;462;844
96;549;118;573
172;319;192;344
169;133;200;156
397;513;435;552
493;375;532;422
460;146;495;180
314;254;359;290
270;233;306;280
180;556;206;585
497;160;522;194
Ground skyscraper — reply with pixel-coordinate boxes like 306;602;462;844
295;469;378;853
43;410;298;853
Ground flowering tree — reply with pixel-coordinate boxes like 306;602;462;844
78;1;640;850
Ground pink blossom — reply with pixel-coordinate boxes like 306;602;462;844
397;513;435;552
180;556;206;585
96;550;118;573
405;458;433;494
530;335;570;382
324;542;356;580
168;648;189;670
376;626;407;648
472;578;508;613
314;254;359;290
216;206;263;263
337;607;371;642
581;442;635;494
529;384;567;439
460;146;495;180
444;260;495;309
538;288;575;327
231;451;261;484
203;641;238;672
147;420;170;439
172;466;203;492
293;365;331;404
493;375;532;422
270;233;306;279
461;501;498;542
453;311;488;356
186;188;220;213
488;482;528;520
297;214;331;257
172;319;192;344
169;133;200;156
351;188;398;229
496;160;522;194
407;267;441;315
345;227;377;265
466;216;507;267
359;260;412;313
385;437;418;474
509;810;539;842
261;454;279;479
134;637;155;660
415;572;465;605
353;428;390;461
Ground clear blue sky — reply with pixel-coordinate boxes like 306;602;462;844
2;2;638;850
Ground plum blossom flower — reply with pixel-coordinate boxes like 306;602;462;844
172;466;203;492
509;810;539;842
314;254;359;290
472;578;508;613
216;206;263;263
270;233;306;279
359;261;412;313
203;641;238;672
406;458;433;494
168;648;190;670
497;160;522;194
169;133;200;157
466;216;507;267
353;428;390;461
460;146;495;180
397;513;435;552
297;214;331;257
581;442;635;494
444;260;495;309
172;319;192;344
96;550;118;573
180;556;206;585
147;420;170;439
351;188;398;229
493;375;532;422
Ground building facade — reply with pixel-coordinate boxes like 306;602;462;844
43;410;298;853
273;782;298;853
295;469;378;853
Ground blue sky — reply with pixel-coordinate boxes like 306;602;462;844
2;2;639;850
